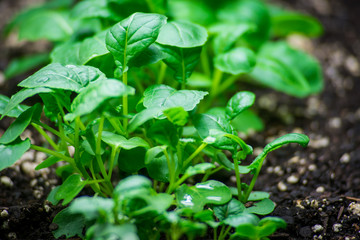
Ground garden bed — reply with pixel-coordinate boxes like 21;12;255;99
0;0;360;239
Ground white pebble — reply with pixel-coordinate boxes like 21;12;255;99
277;181;287;191
30;179;38;187
274;166;284;176
312;224;324;233
308;164;317;171
287;175;299;184
44;204;51;213
332;223;342;232
348;202;360;216
340;153;350;164
316;186;325;193
0;176;14;187
21;162;37;178
329;117;342;129
1;210;9;218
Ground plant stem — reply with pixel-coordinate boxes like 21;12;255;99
157;62;167;84
164;148;175;194
201;45;211;78
210;68;223;97
37;122;74;145
183;143;208;167
244;163;262;202
108;147;119;180
95;116;111;187
31;123;59;151
30;145;75;167
233;157;243;202
215;74;241;97
107;117;125;135
122;71;129;131
201;166;224;182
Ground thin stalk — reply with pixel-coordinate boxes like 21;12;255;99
218;226;226;240
108;147;120;180
233;157;243;202
74;117;81;162
201;45;211;77
30;145;75;166
37;122;74;145
95;116;110;183
183;143;208;167
164;149;175;194
89;162;101;193
213;227;217;240
216;74;241;97
157;62;167;84
57;114;67;151
107;117;125;135
210;68;223;97
201;166;225;182
31;124;59;151
244;163;262;202
122;71;129;131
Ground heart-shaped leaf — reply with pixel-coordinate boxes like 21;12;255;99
176;180;232;212
215;48;256;75
213;198;246;221
52;208;86;239
18;63;106;93
0;138;31;171
106;12;167;72
223;212;259;228
244;198;275;215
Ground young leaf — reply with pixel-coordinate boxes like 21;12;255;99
51;31;109;65
147;120;179;148
163;107;189;126
183;163;215;178
143;84;208;118
128;108;163;133
244;198;275;215
118;147;147;173
231;109;264;134
0;104;42;144
35;155;61;170
18;63;106;93
71;0;118;21
69;196;115;221
156;20;208;48
113;175;152;201
0;95;30;118
226;91;255;120
106;12;167;72
86;223;139;240
223;212;259;228
213;198;246;221
66;79;135;121
0;138;31;171
257;217;287;237
55;174;88;205
158;45;202;83
214;47;256;75
249;133;309;171
101;131;150;150
176;180;232;212
145;146;178;182
248;191;270;201
52;208;86;239
1;87;52;119
128;44;165;68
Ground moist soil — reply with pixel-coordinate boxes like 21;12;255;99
0;0;360;239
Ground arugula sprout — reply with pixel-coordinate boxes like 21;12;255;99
1;1;321;239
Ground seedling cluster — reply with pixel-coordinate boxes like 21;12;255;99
0;0;323;239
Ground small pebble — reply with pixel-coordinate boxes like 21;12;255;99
1;210;9;218
21;161;37;178
0;71;5;87
332;223;342;232
329;117;342;129
287;175;299;184
308;164;317;171
340;153;350;164
274;166;284;176
277;181;287;191
289;156;300;164
348;202;360;216
316;186;325;193
2;220;9;229
30;179;38;187
311;200;319;208
312;224;324;233
0;176;14;187
33;190;43;199
266;166;274;174
44;204;51;213
230;175;237;183
309;137;330;149
345;55;360;76
8;232;16;240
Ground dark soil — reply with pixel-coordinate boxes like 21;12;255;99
1;0;360;240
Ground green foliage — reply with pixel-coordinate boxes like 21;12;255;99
1;0;321;239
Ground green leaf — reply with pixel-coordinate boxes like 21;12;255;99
231;109;264;134
145;146;178;182
147;120;179;148
55;174;88;205
183;163;215;178
4;53;49;79
193;112;235;151
163;107;189;126
247;191;270;201
0;138;31;171
223;212;259;228
51;31;109;65
40;91;71;121
217;0;271;49
101;131;150;150
213;198;246;222
128;108;163;133
158;45;202;83
1;87;52;119
249;133;309;171
118;147;147;173
157;20;208;48
226;91;255;120
35;155;61;170
176;180;232;212
143;84;207;118
106;12;167;72
47;186;60;205
250;41;323;97
0;95;30;118
270;6;323;37
86;223;139;240
52;208;86;239
69;196;114;221
186;72;212;88
128;44;165;68
66;79;135;121
258;217;287;237
0;104;42;144
180;220;207;239
18;63;106;92
113;175;152;201
215;47;256;75
244;198;275;215
71;0;118;20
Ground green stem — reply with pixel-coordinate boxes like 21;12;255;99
95;116;111;184
201;166;225;182
218;226;226;240
164;148;175;194
89;162;101;193
201;45;211;77
216;74;241;97
210;68;223;97
123;71;129;131
132;71;145;94
233;157;243;202
157;62;167;84
37;122;74;145
57;114;67;151
30;145;75;166
183;143;208;167
244;163;262;202
74;117;81;163
108;147;119;180
107;117;125;135
31;124;60;151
